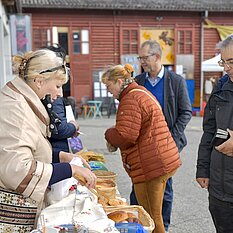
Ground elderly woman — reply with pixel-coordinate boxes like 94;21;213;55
0;49;96;232
102;64;181;233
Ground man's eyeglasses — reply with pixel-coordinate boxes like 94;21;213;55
218;59;233;68
39;64;70;79
137;53;156;62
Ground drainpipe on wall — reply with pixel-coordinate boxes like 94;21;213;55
200;10;208;111
16;0;22;13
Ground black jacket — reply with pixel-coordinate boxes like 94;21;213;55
135;68;192;152
196;77;233;202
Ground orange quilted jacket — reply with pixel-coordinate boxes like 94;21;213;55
105;82;181;183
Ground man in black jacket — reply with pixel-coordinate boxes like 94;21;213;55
196;34;233;232
131;40;192;232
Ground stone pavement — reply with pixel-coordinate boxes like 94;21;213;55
78;116;215;233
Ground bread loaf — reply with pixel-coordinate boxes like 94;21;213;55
127;213;137;219
107;211;128;223
108;198;128;206
107;210;141;224
126;217;141;224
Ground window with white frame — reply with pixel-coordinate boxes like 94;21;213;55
72;29;89;54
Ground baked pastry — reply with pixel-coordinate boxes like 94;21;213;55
73;174;86;185
108;198;128;206
76;150;105;162
98;196;108;206
107;211;128;223
127;213;137;219
126;217;141;224
126;212;141;224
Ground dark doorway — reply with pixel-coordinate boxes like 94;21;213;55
58;32;70;97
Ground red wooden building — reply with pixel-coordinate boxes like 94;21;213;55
21;0;233;106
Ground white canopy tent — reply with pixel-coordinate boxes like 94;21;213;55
202;54;224;72
200;54;224;110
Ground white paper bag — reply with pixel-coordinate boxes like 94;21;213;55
65;105;75;122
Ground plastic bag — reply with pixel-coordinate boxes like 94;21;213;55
48;157;83;203
115;222;148;233
88;161;108;171
39;186;119;233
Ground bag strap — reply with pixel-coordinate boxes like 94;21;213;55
129;88;162;110
6;81;47;125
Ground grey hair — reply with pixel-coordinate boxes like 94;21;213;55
216;34;233;50
140;40;162;57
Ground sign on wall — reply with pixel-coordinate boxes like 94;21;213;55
140;29;174;65
10;14;32;55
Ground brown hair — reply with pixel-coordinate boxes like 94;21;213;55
101;63;134;84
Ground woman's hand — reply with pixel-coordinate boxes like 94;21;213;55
59;151;91;169
74;154;91;169
106;141;117;152
69;120;79;131
71;165;96;189
215;129;233;156
69;120;80;137
196;178;209;189
59;151;74;163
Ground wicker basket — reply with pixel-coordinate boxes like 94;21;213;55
96;179;117;200
104;205;155;233
93;170;117;183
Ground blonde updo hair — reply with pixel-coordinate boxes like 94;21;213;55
101;63;134;84
12;49;68;84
